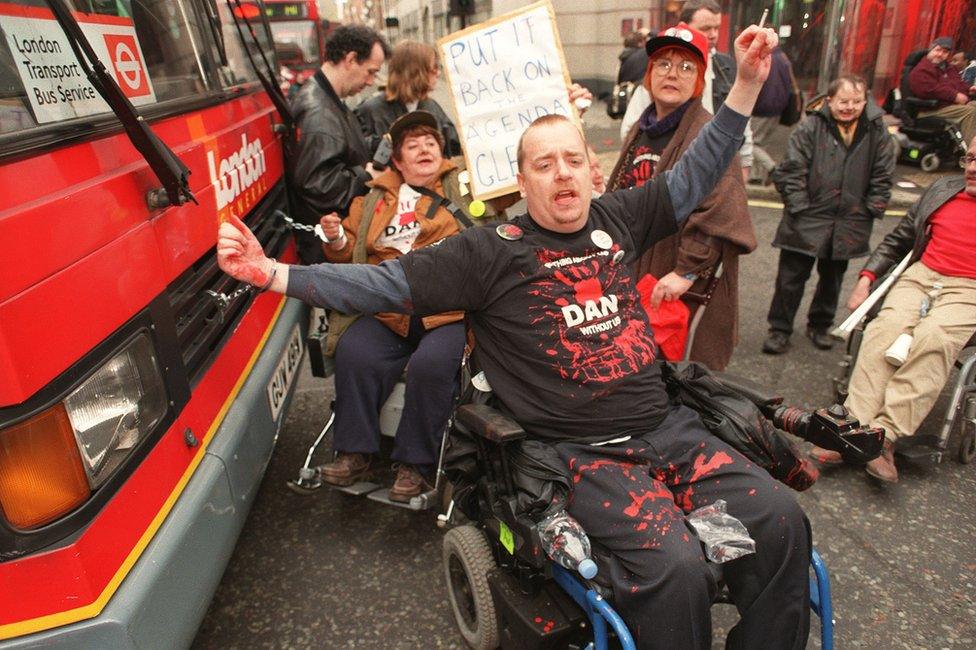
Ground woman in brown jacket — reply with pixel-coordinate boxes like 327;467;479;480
315;111;473;501
607;24;756;370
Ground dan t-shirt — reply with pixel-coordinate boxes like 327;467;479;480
400;180;678;443
375;184;422;254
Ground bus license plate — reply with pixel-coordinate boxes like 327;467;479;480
267;325;303;422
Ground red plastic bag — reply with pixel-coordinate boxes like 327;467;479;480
636;274;690;361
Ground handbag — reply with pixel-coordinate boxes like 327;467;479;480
779;66;804;126
607;81;635;119
663;362;818;491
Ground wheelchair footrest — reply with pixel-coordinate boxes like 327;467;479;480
895;434;944;463
327;480;382;496
488;567;589;649
365;487;437;511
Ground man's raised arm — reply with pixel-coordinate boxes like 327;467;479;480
216;215;413;314
662;25;777;224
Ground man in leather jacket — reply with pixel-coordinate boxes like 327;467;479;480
290;25;390;264
810;136;976;482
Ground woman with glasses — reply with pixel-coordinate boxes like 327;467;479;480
355;41;461;158
607;23;756;370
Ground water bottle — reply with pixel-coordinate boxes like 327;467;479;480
535;511;598;579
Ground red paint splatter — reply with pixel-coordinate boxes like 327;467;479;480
688;451;734;483
623;485;673;517
572;277;604;303
398;210;416;226
573;458;633;483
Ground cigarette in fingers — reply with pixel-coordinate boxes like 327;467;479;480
758;8;769;29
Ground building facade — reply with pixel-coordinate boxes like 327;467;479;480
374;0;976;99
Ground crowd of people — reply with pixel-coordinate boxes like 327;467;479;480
214;5;975;646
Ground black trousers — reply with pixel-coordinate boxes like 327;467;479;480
332;315;465;472
553;406;811;650
767;249;849;335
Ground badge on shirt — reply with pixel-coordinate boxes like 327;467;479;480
612;249;625;264
496;223;524;241
591;229;613;250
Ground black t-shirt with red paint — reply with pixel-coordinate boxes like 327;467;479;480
616;129;673;190
400;181;677;443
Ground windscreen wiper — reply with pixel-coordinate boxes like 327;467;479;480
226;0;294;129
44;0;196;208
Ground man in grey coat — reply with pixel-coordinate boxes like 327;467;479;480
763;75;895;353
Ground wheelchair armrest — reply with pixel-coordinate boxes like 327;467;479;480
904;96;938;109
710;370;785;409
456;404;528;443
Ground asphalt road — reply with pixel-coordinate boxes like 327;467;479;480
193;202;976;649
193;97;976;649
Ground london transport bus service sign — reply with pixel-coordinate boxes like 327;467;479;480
1;2;156;124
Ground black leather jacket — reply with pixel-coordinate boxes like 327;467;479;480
290;70;371;263
711;51;735;110
862;176;968;278
355;94;461;158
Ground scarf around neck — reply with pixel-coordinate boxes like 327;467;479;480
638;99;694;137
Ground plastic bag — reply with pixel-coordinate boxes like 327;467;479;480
686;500;756;563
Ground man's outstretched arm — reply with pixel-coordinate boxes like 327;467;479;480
216;215;413;314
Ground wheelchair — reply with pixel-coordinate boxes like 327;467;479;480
832;300;976;465
437;367;881;649
284;309;465;510
883;89;969;172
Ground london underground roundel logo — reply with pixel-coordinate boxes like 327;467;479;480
103;33;150;98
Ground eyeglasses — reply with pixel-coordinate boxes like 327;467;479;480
651;58;698;79
830;98;866;108
965;154;976;166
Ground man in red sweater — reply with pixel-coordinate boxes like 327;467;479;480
908;36;976;145
811;134;976;483
810;136;976;482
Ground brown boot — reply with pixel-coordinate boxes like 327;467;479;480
389;464;431;503
808;445;843;465
865;439;898;483
318;452;371;487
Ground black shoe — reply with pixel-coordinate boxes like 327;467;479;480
806;328;834;350
762;331;790;354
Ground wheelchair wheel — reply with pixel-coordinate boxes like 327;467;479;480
443;525;499;649
920;152;940;172
958;422;976;465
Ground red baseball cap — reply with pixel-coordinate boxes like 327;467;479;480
645;23;709;67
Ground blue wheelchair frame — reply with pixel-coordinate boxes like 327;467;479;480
549;549;834;650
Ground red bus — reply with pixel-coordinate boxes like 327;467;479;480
0;0;304;644
239;0;330;90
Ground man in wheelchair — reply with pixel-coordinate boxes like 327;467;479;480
811;136;976;482
218;26;818;648
907;36;976;146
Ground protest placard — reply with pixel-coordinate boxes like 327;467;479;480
437;0;579;200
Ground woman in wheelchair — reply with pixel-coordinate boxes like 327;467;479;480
315;111;473;501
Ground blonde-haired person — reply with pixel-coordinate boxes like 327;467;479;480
356;41;461;158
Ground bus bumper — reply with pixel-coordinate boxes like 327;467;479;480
3;297;309;649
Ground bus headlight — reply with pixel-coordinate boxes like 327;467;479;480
64;334;167;489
